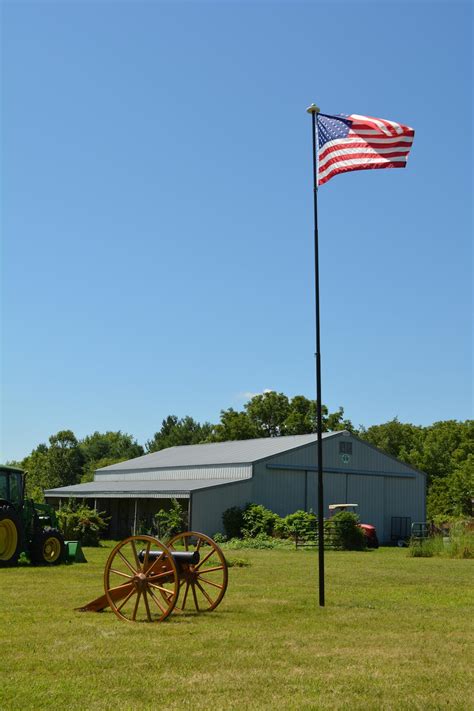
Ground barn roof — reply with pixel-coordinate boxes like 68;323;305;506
44;478;241;499
95;432;340;473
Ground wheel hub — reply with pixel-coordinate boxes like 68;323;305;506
133;572;148;591
0;519;18;560
43;536;61;562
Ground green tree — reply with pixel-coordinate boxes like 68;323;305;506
47;430;85;488
22;445;49;502
79;431;143;481
21;431;84;498
211;393;354;442
80;431;143;464
211;408;258;442
427;454;474;519
448;455;474;517
146;415;213;452
361;418;473;518
81;456;130;483
282;395;315;435
245;391;291;437
284;398;355;435
359;418;424;463
415;420;473;484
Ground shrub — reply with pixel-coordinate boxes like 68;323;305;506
242;504;281;538
222;503;282;538
223;534;293;550
408;524;474;559
326;511;366;550
56;501;109;546
226;557;251;567
408;535;445;557
153;499;187;540
446;530;474;559
275;510;317;541
222;505;247;539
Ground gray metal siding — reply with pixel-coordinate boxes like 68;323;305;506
265;442;320;470
255;440;425;543
266;434;421;477
347;475;385;538
191;480;253;536
94;464;252;482
323;435;421;476
252;468;307;516
322;473;347;510
383;474;425;542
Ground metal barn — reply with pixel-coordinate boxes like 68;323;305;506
45;431;426;543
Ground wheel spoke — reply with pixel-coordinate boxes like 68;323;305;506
181;581;190;609
143;590;152;622
160;588;174;601
148;582;175;596
130;539;141;570
141;540;151;572
195;537;202;553
184;536;189;551
147;569;174;582
191;582;200;611
117;587;136;612
145;552;166;576
195;579;214;606
194;548;215;571
118;549;138;575
108;581;135;594
109;567;133;580
198;564;224;574
132;590;142;621
148;587;167;614
196;575;224;590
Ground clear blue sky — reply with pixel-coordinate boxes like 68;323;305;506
1;1;472;462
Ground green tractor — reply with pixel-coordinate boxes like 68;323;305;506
0;464;66;566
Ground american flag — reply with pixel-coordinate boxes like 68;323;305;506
317;113;415;186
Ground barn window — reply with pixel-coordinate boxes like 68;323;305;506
339;441;352;455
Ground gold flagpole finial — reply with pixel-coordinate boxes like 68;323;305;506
306;103;320;114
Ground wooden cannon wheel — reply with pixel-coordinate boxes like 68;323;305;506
167;531;228;613
104;535;179;622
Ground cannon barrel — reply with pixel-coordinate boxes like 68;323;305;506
138;549;200;566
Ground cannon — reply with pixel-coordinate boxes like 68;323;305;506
77;531;228;622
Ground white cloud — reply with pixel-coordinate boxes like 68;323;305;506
237;389;274;401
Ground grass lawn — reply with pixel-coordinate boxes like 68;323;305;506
1;544;473;711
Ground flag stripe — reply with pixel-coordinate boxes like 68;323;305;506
319;143;410;169
319;155;408;182
351;114;408;135
349;129;414;138
317;112;414;185
319;136;413;158
319;160;407;186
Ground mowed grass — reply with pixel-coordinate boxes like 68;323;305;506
1;545;473;711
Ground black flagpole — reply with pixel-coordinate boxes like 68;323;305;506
307;103;325;607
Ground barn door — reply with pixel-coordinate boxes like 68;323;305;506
347;475;384;537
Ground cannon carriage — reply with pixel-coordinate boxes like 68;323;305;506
78;531;228;623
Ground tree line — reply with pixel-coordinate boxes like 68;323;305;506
7;391;473;519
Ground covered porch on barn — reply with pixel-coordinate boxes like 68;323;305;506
45;495;190;540
43;479;197;539
88;496;190;539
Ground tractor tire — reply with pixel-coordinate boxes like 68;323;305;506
0;504;23;567
30;528;66;565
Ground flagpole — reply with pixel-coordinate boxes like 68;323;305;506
307;102;325;607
